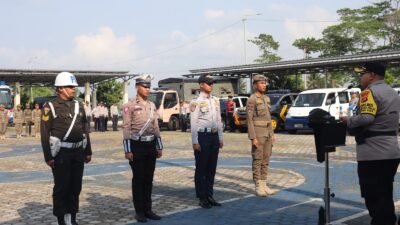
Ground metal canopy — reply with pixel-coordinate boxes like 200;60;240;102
184;49;400;78
0;69;132;86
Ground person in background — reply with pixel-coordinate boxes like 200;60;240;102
14;104;24;139
24;103;33;136
0;104;8;140
110;103;119;131
92;103;100;131
226;96;236;132
84;101;92;132
32;103;42;138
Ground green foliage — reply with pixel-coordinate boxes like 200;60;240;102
249;34;282;63
20;86;54;107
292;38;323;58
96;80;123;106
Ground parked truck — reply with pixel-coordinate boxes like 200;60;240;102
150;77;240;130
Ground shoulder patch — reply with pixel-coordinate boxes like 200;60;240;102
124;106;129;113
42;115;49;121
359;89;377;115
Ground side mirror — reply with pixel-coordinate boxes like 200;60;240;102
326;99;332;105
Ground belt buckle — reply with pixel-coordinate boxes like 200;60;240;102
211;128;217;133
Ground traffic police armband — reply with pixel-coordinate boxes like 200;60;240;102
123;139;132;153
156;137;163;150
359;89;377;116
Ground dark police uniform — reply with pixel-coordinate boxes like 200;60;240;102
349;62;400;225
190;75;223;208
122;74;163;222
41;97;92;219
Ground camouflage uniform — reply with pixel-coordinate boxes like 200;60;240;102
14;106;24;138
24;105;32;136
0;107;8;139
32;108;41;137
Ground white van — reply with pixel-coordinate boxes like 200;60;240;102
285;87;360;134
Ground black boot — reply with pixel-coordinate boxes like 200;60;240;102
71;213;78;225
56;215;66;225
145;211;161;220
135;212;147;223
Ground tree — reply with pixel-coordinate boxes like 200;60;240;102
292;38;323;58
96;80;123;106
249;34;282;63
21;86;54;107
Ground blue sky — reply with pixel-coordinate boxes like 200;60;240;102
0;0;370;95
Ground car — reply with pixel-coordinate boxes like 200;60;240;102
219;96;248;132
265;92;298;132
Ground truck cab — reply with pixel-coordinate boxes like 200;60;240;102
148;88;180;130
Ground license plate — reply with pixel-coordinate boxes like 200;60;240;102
294;124;303;128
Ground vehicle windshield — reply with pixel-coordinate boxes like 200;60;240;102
293;93;326;107
0;88;13;109
148;92;163;109
266;95;281;105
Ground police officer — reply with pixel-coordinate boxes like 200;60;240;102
246;74;277;197
0;104;8;140
32;103;41;138
24;103;33;136
341;62;400;225
84;101;92;132
190;74;223;208
122;74;163;223
110;103;119;131
14;104;24;139
41;72;92;225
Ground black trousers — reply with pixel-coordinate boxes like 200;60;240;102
358;159;400;225
98;116;105;132
105;117;108;131
112;115;118;131
94;117;99;131
86;116;92;132
180;114;188;132
52;147;85;216
194;133;219;199
129;140;157;213
228;112;235;131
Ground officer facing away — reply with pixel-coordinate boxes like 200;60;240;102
41;72;92;225
246;74;277;197
341;62;400;225
122;74;163;223
190;74;223;209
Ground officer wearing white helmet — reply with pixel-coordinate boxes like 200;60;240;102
41;72;92;225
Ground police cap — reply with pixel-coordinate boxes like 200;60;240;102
198;74;215;84
355;62;386;77
135;74;153;88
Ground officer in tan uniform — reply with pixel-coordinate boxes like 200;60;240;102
24;103;33;136
122;74;163;223
341;62;400;225
32;103;42;138
14;104;24;139
0;104;8;140
246;74;277;197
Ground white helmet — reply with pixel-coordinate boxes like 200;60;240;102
55;72;78;87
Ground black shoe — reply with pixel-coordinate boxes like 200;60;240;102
207;197;221;206
145;211;161;220
199;198;212;209
135;212;147;223
56;215;66;225
71;213;78;225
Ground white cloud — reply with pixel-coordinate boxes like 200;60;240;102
283;6;337;40
72;27;138;67
204;9;225;20
268;3;291;12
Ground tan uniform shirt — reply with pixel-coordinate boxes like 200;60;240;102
32;109;41;122
0;110;8;123
24;109;32;122
13;109;24;123
246;94;274;140
122;96;160;140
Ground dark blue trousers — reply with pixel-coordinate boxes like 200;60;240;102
194;133;220;199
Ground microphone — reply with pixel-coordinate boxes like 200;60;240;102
327;85;354;119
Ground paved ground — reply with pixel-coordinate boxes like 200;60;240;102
0;127;399;225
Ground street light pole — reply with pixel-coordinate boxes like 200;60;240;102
242;13;261;65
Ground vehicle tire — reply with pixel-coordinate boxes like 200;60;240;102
271;116;279;132
167;116;179;131
287;129;297;134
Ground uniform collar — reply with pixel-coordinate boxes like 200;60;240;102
135;95;147;103
368;80;385;88
199;91;211;98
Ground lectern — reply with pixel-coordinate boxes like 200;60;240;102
308;109;347;225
